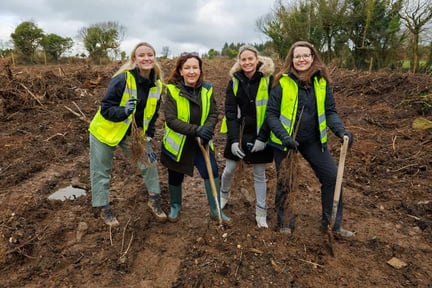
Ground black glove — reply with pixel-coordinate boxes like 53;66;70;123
124;98;137;115
337;131;354;148
282;136;299;152
196;126;213;145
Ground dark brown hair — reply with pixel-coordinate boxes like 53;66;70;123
166;53;204;86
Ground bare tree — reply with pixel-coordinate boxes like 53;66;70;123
399;0;432;72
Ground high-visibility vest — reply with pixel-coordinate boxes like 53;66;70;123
269;74;328;150
163;83;213;162
89;71;162;146
220;76;270;134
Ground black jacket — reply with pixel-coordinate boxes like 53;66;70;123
100;67;160;138
266;71;345;149
223;60;274;164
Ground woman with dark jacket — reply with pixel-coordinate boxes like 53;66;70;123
161;52;231;224
220;45;274;228
266;41;354;236
88;42;166;226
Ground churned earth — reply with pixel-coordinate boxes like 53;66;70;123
0;58;431;287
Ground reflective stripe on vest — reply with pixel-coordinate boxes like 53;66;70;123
269;75;327;150
88;71;161;146
220;76;269;134
163;84;213;162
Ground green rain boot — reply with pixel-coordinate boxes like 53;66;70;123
204;178;232;225
168;185;182;222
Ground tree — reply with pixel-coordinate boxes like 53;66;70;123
257;0;322;58
399;0;432;72
161;46;170;58
10;21;44;63
78;21;126;62
40;34;73;62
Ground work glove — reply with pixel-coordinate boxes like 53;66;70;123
145;139;157;163
337;131;354;148
250;139;266;153
124;98;138;115
231;142;245;159
282;136;299;152
196;126;213;145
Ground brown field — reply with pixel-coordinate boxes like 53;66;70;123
0;58;431;287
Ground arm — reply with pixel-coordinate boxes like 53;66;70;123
266;83;291;140
100;74;129;122
324;84;345;136
224;80;241;143
164;89;199;136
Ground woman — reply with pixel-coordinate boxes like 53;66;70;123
88;42;166;226
220;45;274;228
266;41;354;237
161;52;231;224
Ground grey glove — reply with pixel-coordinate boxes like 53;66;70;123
145;140;157;163
250;139;266;153
231;142;245;159
124;98;137;115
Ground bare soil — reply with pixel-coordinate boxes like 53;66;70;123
0;58;431;288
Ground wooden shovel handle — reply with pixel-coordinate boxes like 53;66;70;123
196;138;222;224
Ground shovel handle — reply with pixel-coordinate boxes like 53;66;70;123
196;138;222;224
330;135;350;225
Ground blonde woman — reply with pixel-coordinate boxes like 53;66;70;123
88;42;166;226
220;45;274;228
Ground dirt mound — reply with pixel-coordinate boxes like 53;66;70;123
0;59;431;287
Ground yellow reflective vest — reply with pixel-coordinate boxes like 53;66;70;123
88;71;162;146
163;84;213;162
220;76;270;134
269;74;328;150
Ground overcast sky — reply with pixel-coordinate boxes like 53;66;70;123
0;0;276;58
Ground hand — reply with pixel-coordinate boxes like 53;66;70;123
338;131;354;148
282;136;299;152
145;141;157;163
231;142;245;159
196;126;213;145
125;98;137;115
250;139;266;153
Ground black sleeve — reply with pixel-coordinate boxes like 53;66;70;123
266;83;291;140
324;84;345;136
145;99;161;138
224;80;241;143
100;74;129;122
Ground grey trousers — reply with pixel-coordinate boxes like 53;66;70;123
89;134;160;207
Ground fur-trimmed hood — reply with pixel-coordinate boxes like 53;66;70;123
229;56;275;78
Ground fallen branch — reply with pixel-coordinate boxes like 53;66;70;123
19;83;44;107
298;258;324;268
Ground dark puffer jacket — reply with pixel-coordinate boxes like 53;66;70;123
223;57;274;164
160;81;219;176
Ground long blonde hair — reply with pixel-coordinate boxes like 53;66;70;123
114;42;163;80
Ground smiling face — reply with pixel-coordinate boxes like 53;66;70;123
292;46;314;72
134;45;155;73
180;57;201;87
239;49;258;78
